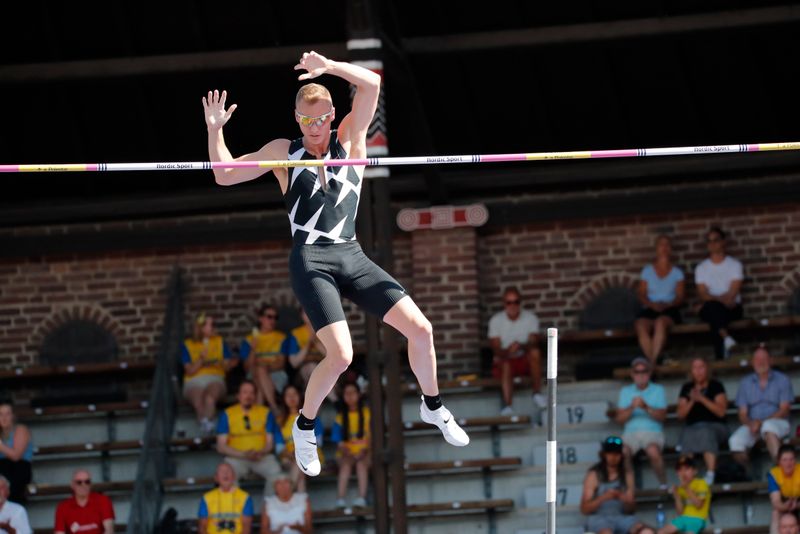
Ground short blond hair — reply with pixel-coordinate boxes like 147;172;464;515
295;83;332;107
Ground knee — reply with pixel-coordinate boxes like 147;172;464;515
634;320;650;334
326;345;354;374
408;317;434;345
655;317;671;331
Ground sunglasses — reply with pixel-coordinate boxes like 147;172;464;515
263;314;278;320
605;437;622;445
243;415;251;431
295;109;333;127
504;299;520;306
632;368;650;375
73;479;91;485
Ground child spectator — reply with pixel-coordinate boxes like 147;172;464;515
331;382;370;508
659;455;711;534
768;445;800;534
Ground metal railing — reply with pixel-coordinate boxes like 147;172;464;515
127;266;185;533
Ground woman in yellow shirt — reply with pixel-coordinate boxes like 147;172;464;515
182;313;237;436
331;382;370;508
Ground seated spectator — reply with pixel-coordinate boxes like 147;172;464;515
659;455;711;534
198;462;253;534
289;309;328;394
488;286;544;416
273;385;324;492
779;513;800;534
241;304;299;416
694;226;744;359
0;475;31;534
676;357;729;485
54;469;114;534
216;380;282;496
332;382;371;509
261;471;312;534
730;345;793;474
0;402;33;504
615;357;668;488
182;313;237;436
634;235;685;365
580;436;655;534
768;445;800;534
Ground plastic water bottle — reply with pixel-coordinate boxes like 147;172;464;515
656;503;665;528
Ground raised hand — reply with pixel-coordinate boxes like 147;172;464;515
202;89;237;130
294;51;331;80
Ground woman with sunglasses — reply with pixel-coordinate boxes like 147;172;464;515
203;51;469;477
580;436;655;534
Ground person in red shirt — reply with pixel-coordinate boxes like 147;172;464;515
54;470;114;534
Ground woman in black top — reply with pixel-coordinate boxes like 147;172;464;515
676;357;729;485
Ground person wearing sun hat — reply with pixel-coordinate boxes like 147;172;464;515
581;435;656;534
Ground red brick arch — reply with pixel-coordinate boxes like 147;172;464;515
567;271;640;313
30;305;127;362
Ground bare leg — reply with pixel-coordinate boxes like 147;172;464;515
635;318;654;361
356;455;370;498
185;387;206;422
771;508;781;534
252;366;280;413
646;443;666;485
527;347;543;395
337;454;355;499
383;296;438;396
764;431;781;461
703;451;716;473
500;361;513;407
203;382;226;420
302;321;353;419
651;316;673;362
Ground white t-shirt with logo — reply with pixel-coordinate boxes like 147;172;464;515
488;309;540;352
694;256;744;303
0;501;32;534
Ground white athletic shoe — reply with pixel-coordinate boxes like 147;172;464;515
533;393;548;409
292;411;321;476
500;405;515;417
353;496;367;507
723;336;737;359
419;397;469;447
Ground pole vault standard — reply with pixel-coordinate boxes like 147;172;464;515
1;142;799;173
545;328;558;534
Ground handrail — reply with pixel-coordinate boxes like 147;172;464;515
127;266;185;532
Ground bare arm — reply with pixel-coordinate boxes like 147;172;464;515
696;283;714;303
241;516;253;534
203;89;290;187
637;279;652;308
294;52;381;153
0;425;30;461
580;470;612;515
697;391;728;419
103;519;114;534
675;396;693;420
216;434;247;459
672;280;686;307
198;518;208;534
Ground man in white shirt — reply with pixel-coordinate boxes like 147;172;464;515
695;227;744;359
488;287;544;415
0;475;31;534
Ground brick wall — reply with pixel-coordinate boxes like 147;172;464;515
2;203;799;377
478;203;800;336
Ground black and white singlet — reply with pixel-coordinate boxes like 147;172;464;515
284;131;407;330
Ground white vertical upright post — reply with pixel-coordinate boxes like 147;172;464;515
545;328;558;534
